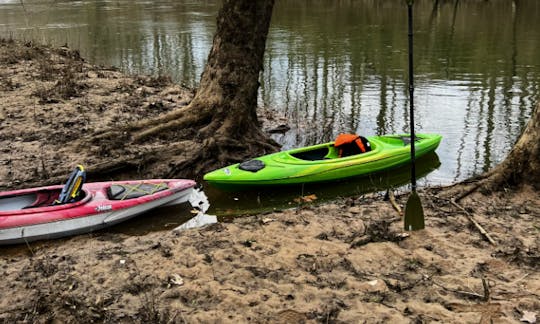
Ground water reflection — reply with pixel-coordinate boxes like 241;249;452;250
83;154;441;234
204;152;441;217
262;0;540;186
0;0;539;186
111;187;217;235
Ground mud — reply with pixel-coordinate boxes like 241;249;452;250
0;39;539;323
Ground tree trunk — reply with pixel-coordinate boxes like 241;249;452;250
481;102;540;191
132;0;275;141
84;0;280;180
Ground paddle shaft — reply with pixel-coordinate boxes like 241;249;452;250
407;1;417;191
404;0;424;232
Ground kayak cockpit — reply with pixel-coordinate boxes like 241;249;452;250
0;193;38;211
23;189;61;209
0;188;89;212
290;145;336;161
289;140;379;161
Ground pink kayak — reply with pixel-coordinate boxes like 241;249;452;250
0;179;196;245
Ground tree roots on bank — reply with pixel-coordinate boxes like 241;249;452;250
74;105;280;183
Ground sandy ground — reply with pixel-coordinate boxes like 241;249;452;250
0;39;539;323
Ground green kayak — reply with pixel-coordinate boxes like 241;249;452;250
203;133;442;190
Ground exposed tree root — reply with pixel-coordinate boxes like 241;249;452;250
440;103;539;202
69;0;281;181
68;90;281;181
126;100;227;143
130;104;193;132
452;181;483;203
386;190;402;217
79;123;279;182
86;106;201;146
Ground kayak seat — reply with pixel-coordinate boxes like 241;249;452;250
291;147;330;161
29;190;59;208
54;165;86;205
324;146;340;159
107;183;168;200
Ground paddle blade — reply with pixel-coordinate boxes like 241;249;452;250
404;191;424;231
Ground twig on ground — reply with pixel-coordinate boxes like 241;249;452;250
482;277;491;302
387;190;402;217
450;200;497;246
40;150;49;179
454;182;482;202
432;281;485;300
510;273;530;285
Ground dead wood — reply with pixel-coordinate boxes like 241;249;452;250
450;199;497;246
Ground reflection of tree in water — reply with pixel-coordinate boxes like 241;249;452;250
1;0;540;183
269;0;539;182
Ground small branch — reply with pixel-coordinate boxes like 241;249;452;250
40;150;49;179
482;277;491;302
387;190;402;216
454;182;482;202
450;200;497;246
432;281;485;300
510;273;530;285
219;287;248;295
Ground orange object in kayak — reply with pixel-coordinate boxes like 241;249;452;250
334;133;371;157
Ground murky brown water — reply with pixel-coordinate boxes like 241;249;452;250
1;0;539;216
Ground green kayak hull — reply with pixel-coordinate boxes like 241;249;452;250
203;133;442;190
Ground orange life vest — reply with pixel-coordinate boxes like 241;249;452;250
334;133;371;157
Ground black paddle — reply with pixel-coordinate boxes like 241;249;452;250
404;0;424;231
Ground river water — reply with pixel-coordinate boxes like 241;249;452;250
1;0;539;216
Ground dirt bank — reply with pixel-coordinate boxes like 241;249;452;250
0;40;539;323
0;38;197;188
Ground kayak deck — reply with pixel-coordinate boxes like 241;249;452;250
204;134;442;189
0;179;196;245
288;135;413;161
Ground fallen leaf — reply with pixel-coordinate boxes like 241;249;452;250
170;274;184;286
521;311;537;324
293;194;317;203
368;279;379;286
396;233;410;239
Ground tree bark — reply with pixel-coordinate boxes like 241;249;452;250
481;102;540;190
85;0;280;179
132;0;276;141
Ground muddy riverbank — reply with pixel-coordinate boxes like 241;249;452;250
0;40;538;323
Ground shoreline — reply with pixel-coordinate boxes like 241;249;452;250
1;39;539;323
